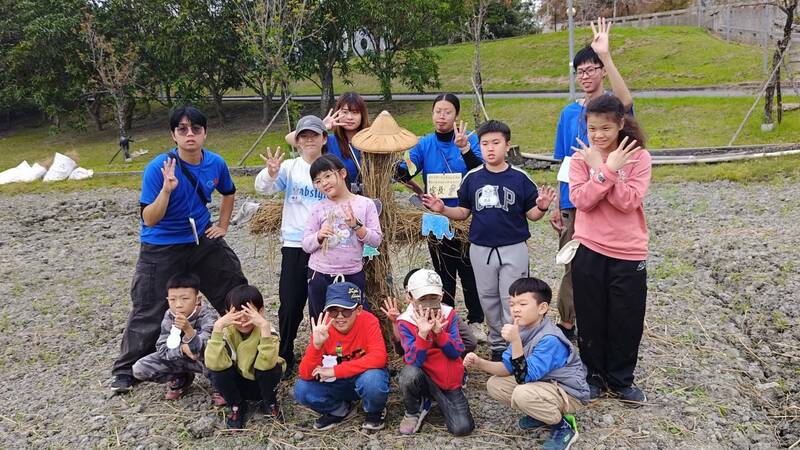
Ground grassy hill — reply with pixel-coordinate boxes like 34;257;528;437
282;26;765;95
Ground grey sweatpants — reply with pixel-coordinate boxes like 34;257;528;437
469;242;530;352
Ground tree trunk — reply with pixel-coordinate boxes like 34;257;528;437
124;95;135;131
87;94;103;131
320;63;336;115
472;0;487;127
212;90;226;126
379;72;393;102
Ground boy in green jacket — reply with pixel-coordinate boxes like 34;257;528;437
205;285;285;429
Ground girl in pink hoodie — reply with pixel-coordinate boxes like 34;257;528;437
568;94;651;404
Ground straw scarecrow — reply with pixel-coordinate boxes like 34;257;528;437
350;111;418;312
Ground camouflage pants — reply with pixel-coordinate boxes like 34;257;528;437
132;353;207;384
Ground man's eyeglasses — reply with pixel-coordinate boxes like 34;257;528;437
175;124;204;136
327;308;355;318
575;66;603;78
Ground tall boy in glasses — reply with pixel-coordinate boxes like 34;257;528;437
294;282;390;431
549;17;633;341
111;106;248;393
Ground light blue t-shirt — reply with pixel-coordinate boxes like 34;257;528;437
139;149;235;245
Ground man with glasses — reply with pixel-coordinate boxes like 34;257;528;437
294;282;390;431
111;106;248;393
550;17;633;342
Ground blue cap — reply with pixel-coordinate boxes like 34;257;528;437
324;282;363;310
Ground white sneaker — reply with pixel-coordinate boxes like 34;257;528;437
469;322;488;343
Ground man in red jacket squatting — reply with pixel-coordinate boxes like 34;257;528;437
397;269;475;436
294;282;389;431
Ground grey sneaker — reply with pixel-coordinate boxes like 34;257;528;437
398;398;431;435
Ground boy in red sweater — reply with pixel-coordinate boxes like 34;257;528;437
294;282;389;431
397;269;474;436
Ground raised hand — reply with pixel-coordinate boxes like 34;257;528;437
421;193;445;213
174;313;193;334
311;312;332;349
501;318;521;343
432;309;447;335
590;17;612;56
259;146;284;179
322;108;344;130
213;306;245;332
342;202;358;228
454;120;472;150
606;136;642;172
572;137;602;171
413;306;434;339
535;186;556;211
161;158;178;194
380;297;402;323
242;302;272;336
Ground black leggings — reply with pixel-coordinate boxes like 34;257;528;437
208;366;283;406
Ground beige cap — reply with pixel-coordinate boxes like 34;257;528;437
351;110;418;154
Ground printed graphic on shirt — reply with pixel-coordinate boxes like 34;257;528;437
288;184;325;204
323;210;355;249
476;185;516;212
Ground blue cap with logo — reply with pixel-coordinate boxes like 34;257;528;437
324;282;363;310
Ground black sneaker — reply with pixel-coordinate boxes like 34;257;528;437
261;402;283;421
226;403;248;429
362;409;386;431
313;403;354;431
589;383;605;400
111;374;134;393
611;385;647;404
491;350;504;362
556;323;576;342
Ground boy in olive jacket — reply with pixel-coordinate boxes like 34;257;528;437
205;285;285;429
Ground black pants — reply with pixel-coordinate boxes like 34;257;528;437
307;269;368;320
427;233;483;324
209;366;282;406
571;244;647;389
112;236;247;377
398;365;474;436
278;247;310;369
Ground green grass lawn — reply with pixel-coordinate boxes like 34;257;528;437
1;96;797;177
239;26;765;96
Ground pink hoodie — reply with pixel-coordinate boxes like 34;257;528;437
568;150;651;261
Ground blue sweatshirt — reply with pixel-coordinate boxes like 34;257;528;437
402;131;482;207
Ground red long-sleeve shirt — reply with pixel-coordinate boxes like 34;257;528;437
298;311;388;380
569;150;651;261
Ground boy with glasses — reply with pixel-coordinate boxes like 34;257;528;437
294;282;390;431
111;106;248;393
550;17;633;341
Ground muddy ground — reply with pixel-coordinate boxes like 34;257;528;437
0;180;797;449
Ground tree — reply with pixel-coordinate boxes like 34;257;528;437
467;0;492;126
763;0;798;126
235;0;320;122
351;0;462;101
4;0;91;129
80;12;141;144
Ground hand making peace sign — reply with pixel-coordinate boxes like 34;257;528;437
260;147;284;178
454;120;473;151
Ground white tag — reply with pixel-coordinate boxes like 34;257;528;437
321;354;338;383
427;173;462;199
556;156;572;183
188;217;199;245
166;325;182;349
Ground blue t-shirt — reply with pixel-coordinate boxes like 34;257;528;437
326;134;362;186
457;164;538;247
403;132;482;207
139;149;235;245
553;96;634;210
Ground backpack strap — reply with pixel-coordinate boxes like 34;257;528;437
168;150;209;204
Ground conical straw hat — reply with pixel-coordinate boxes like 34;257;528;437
351;110;418;154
